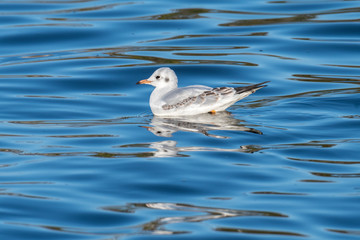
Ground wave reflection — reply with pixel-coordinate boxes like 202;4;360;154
8;202;289;238
102;202;289;236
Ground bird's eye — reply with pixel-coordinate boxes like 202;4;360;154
156;76;160;80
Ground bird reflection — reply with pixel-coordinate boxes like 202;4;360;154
146;140;261;157
142;111;262;139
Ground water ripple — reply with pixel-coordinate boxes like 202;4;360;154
1;0;360;239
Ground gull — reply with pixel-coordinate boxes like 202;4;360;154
137;67;268;116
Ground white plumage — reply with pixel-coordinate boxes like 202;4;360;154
137;67;268;116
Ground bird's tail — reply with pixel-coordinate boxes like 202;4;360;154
235;81;269;95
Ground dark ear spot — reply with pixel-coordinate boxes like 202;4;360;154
165;77;169;82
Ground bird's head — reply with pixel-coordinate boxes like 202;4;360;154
137;67;178;89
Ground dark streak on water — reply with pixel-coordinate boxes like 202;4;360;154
1;0;360;239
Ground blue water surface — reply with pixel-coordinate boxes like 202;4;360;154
1;0;360;239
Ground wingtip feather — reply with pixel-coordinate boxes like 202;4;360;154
234;81;269;94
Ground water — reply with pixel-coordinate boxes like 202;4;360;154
1;0;360;239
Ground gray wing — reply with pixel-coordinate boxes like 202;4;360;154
161;85;236;111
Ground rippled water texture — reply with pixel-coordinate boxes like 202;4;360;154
1;0;360;239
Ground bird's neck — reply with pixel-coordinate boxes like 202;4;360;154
150;85;177;109
150;85;171;100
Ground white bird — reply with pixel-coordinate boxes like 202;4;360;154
137;67;268;116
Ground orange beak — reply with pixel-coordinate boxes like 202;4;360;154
136;79;152;85
139;126;152;130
